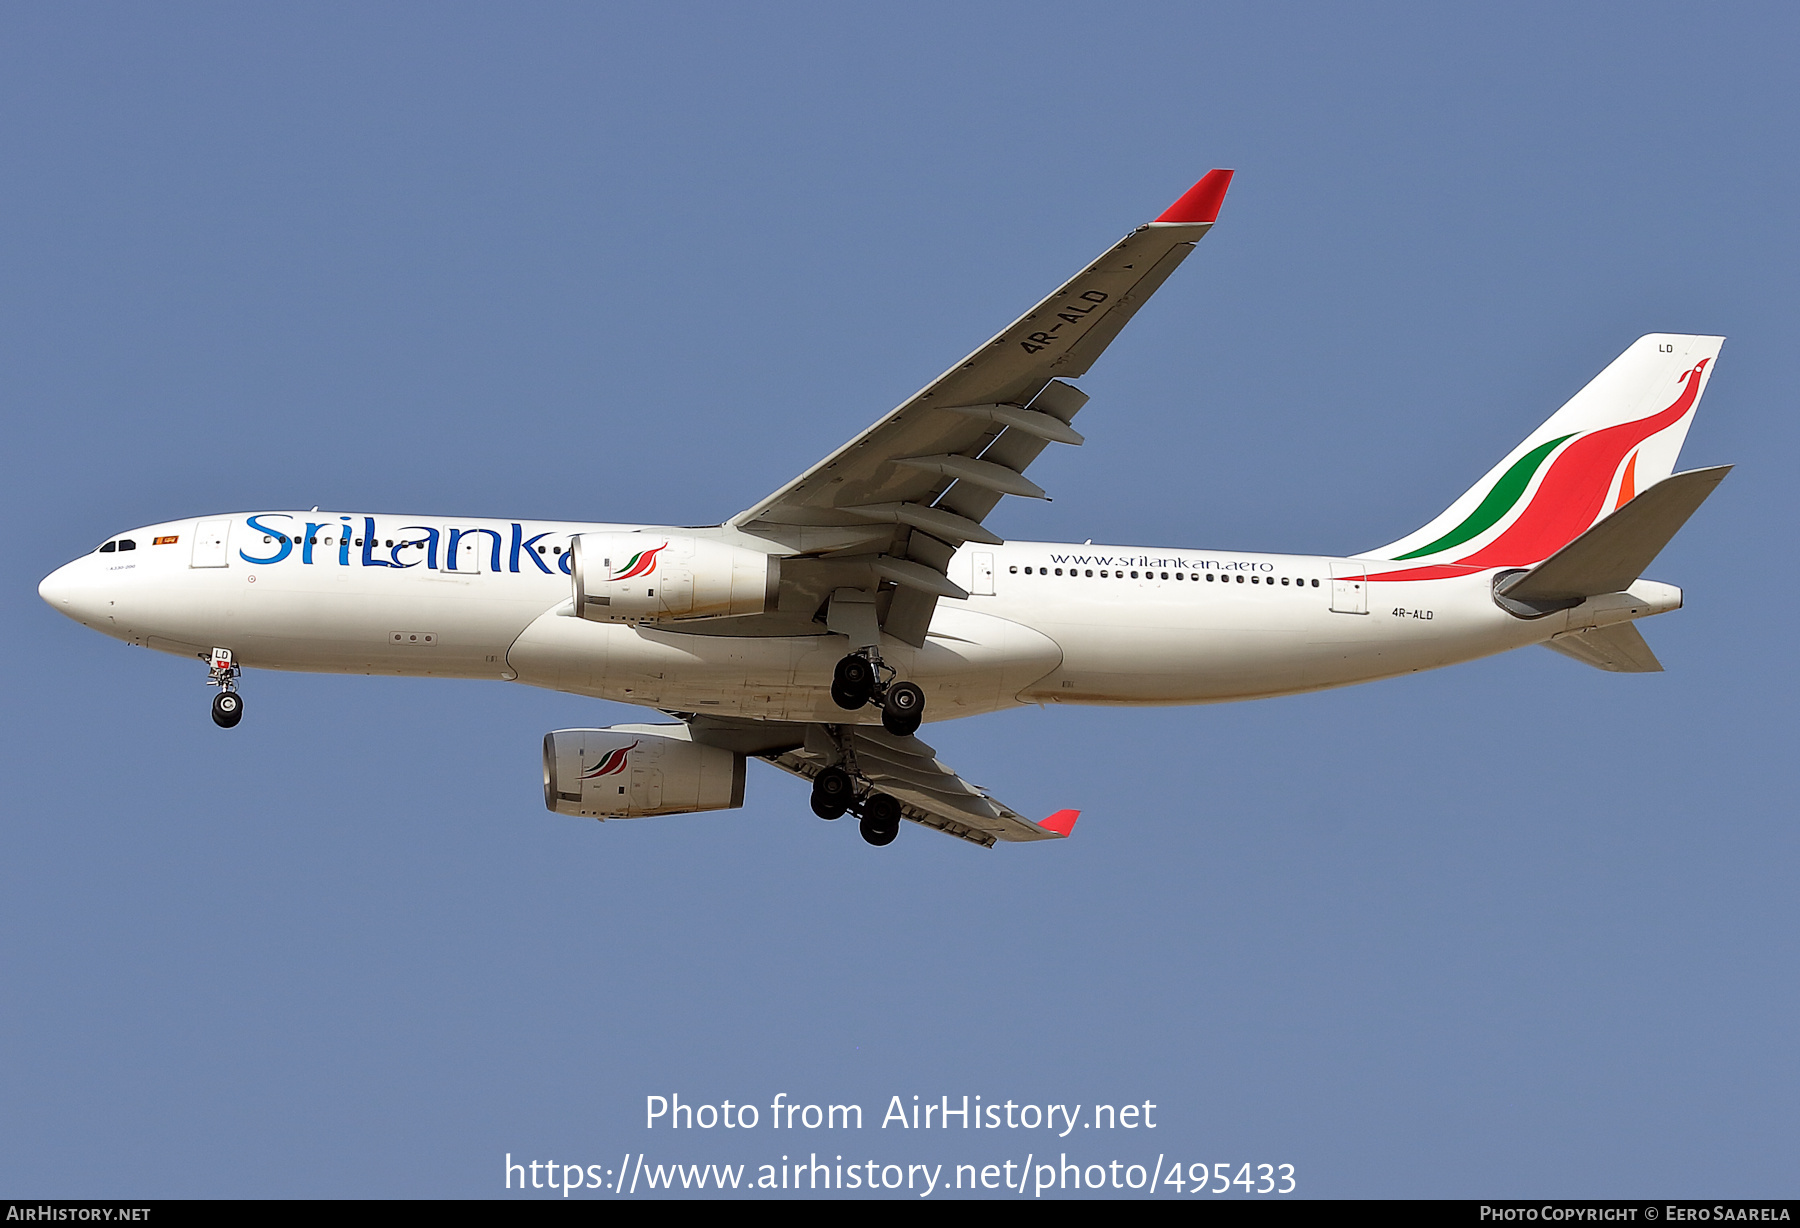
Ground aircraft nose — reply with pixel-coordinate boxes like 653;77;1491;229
39;559;103;623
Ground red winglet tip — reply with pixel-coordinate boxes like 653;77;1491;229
1039;809;1080;837
1154;169;1234;224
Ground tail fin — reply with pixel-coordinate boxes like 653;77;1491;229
1365;334;1724;570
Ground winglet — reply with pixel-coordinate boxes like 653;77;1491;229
1154;169;1234;224
1038;809;1081;838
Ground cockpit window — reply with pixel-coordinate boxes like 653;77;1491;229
99;541;116;553
118;539;137;551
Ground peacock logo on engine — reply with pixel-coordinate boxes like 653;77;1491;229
579;741;639;779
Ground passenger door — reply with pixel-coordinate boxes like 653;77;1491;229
971;551;995;596
190;520;231;568
1330;562;1368;614
445;527;484;574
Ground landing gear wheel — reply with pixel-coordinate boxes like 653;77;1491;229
859;793;901;846
832;654;876;709
810;766;853;820
881;681;925;737
211;690;243;729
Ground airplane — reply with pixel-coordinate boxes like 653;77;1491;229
37;169;1732;850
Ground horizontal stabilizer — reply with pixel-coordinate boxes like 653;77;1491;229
1498;466;1731;605
1544;623;1664;673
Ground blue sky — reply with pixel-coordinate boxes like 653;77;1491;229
3;3;1795;1198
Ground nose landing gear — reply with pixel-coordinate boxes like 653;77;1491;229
202;647;243;728
829;651;925;737
211;690;243;728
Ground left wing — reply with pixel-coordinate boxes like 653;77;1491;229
687;716;1079;848
726;171;1234;646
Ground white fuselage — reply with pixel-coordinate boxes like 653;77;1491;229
38;511;1681;725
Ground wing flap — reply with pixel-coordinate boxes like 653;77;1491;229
758;723;1079;847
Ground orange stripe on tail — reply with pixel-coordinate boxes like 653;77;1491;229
1616;451;1638;510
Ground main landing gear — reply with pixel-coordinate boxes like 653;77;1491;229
202;647;243;728
808;751;903;847
830;651;925;737
858;793;901;847
809;766;855;820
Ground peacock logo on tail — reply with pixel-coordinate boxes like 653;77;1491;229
1369;359;1709;581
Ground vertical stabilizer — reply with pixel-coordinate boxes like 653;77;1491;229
1366;334;1723;569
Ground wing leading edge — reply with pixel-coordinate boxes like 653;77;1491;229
727;170;1234;646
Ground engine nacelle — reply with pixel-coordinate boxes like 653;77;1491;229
542;725;746;819
571;533;779;623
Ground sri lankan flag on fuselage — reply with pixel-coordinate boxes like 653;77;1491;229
1361;334;1723;580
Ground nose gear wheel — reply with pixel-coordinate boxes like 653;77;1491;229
201;647;243;728
211;690;243;728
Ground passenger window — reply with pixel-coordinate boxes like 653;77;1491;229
1085;569;1093;577
1054;568;1063;576
1160;572;1168;580
1008;565;1017;573
1205;573;1214;582
99;541;116;553
1235;574;1243;583
1311;578;1320;587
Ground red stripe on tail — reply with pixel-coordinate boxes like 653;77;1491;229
1447;360;1707;569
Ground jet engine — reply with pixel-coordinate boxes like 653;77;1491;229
542;724;746;819
570;533;779;623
